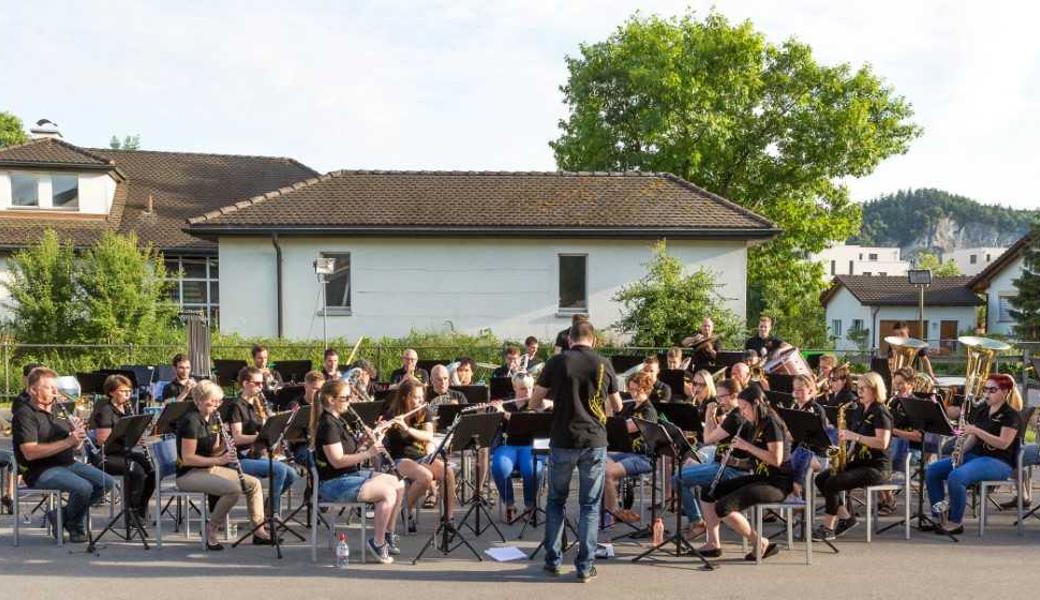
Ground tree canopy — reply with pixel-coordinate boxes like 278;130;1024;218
109;134;141;150
551;10;920;347
0;111;27;148
1010;221;1040;341
915;251;961;276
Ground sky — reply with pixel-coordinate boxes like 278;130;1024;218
2;0;1038;209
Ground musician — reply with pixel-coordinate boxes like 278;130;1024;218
389;348;429;386
730;362;751;391
688;317;722;367
888;321;936;380
675;379;749;545
161;353;197;403
817;355;837;395
787;374;830;490
521;336;542;372
491;372;550;522
226;367;301;515
382;377;455;532
666;347;686;371
642;356;672;403
428;365;465;411
12;367;115;543
744;315;783;357
698;386;793;561
251;344;284;392
292;370;326;467
822;364;857;408
452;357;476;386
812;372;893;541
321;348;342;381
924;373;1023;535
88;374;156;522
175;380;272;550
603;372;659;523
492;346;523;379
530;319;621;582
552;313;587;355
684;369;716;413
351;359;379;399
314;379;404;563
11;362;42;413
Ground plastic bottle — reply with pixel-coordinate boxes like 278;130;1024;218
335;532;350;569
651;517;665;546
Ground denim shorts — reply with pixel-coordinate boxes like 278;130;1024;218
318;470;374;503
608;452;652;476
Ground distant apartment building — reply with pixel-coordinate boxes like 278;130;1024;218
943;247;1007;276
811;244;910;277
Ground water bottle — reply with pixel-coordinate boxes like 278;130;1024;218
651;517;665;546
227;521;238;538
335;532;350;569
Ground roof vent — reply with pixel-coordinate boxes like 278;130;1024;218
145;194;155;214
29;119;62;140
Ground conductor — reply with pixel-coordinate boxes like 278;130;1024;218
530;319;622;583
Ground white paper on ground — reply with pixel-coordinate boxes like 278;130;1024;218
484;546;528;561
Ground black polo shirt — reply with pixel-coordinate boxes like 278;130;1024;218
971;402;1022;466
175;406;219;477
744;335;783;357
747;413;792;478
619;400;658;452
650;380;672;404
12;390;31;414
848;401;893;471
227;396;264;456
315;411;360;480
90;399;128;430
12;402;76;486
162;380;191;402
554;328;571;352
390;368;429;385
536;345;618;449
382;408;434;461
715;410;755;466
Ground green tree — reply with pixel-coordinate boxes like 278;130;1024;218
0;111;28;148
1009;221;1040;341
109;134;141;150
916;251;961;276
551;11;920;347
2;230;83;343
612;240;744;347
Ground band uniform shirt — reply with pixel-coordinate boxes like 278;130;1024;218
554;328;572;352
315;411;361;480
744;335;783;356
227;396;264;456
650;380;672;404
715;410;756;469
12;402;76;486
382;407;435;461
747;413;793;481
390;368;429;385
175;405;219;477
848;401;893;472
970;402;1022;467
618;400;659;453
427;388;466;418
12;389;31;414
162;380;190;402
536;345;618;450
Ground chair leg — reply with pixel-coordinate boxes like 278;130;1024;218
866;491;873;543
903;480;911;540
786;508;794;549
979;485;986;538
1017;475;1024;536
754;507;763;565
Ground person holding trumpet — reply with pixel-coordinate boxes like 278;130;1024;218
161;353;197;403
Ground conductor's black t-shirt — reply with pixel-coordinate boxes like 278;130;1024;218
536;345;618;449
971;402;1022;466
315;411;360;480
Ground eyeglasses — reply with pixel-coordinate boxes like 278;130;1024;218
692;381;706;388
248;380;264;386
982;386;1000;393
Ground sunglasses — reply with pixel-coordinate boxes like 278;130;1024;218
692;381;706;387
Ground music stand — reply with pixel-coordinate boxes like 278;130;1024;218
349;401;386;427
609;355;645;374
280;406;320;528
660;370;686;400
213;359;248;386
450;385;490;405
274;360;312;384
765;390;794;410
778;408;833;454
655;403;703;457
768;374;794;394
502;413;554;535
489;377;513;400
76;372;107;396
630;418;714;570
432;404;463;432
88;414;154;552
273;384;305;412
152;402;195;436
453;412;506;540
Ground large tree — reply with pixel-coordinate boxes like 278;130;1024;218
1009;222;1040;341
0;111;27;148
551;11;920;346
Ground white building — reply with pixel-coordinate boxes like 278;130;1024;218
811;244;909;278
186;170;779;340
821;275;982;353
969;235;1032;336
945;247;1007;276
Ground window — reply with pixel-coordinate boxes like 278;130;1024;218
879;271;887;276
998;295;1015;322
558;254;587;311
858;253;863;260
11;173;39;207
164;256;220;326
848;260;853;274
321;252;351;313
51;175;78;208
970;254;977;264
830;260;836;275
831;319;843;337
852;319;864;332
868;253;878;261
986;254;992;262
862;271;872;276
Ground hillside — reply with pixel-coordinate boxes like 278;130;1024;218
853;188;1037;257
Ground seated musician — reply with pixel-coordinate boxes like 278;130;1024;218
730;362;752;391
161;353;197;403
787;374;830;494
889;321;936;380
817;354;837;396
666;347;686;371
689;317;722;367
428;365;465;413
685;369;717;414
520;336;542;372
89;374;156;523
291;370;326;466
812;372;893;541
382;377;455;532
603;372;659;523
321;348;342;381
351;359;379;400
492;346;523;379
744;315;783;358
313;379;404;563
390;348;429;386
12;367;115;543
452;357;476;386
491;372;550;522
553;313;587;355
822;364;857;407
885;366;927;514
175;380;272;550
675;378;747;541
12;362;42;413
698;386;793;561
251;344;283;395
227;367;300;515
924;373;1023;536
642;356;672;403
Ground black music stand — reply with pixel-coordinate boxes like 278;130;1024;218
504;412;554;536
769;374;794;394
660;370;686;400
450;385;490;405
453;412;506;540
88;414;154;553
489;377;513;400
213;359;248;386
152;401;194;436
231;409;307;557
602;417;641;536
280;406;325;529
275;360;312;384
656;403;703;448
765;390;794;410
610;355;645;374
432;404;463;432
777;408;841;553
273;384;305;412
349;401;386;427
631;418;714;570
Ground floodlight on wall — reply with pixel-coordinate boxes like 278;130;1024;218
907;269;932;286
313;257;336;276
313;257;336;349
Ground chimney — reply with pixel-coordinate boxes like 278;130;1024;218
145;194;155;214
29;119;62;140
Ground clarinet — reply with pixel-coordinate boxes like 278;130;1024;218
214;413;248;494
53;394;99;455
707;421;746;497
345;404;404;479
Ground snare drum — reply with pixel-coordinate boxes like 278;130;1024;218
763;344;812;377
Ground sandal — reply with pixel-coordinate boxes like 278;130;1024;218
608;508;640;523
505;506;517;522
683;521;706;541
422;495;437;509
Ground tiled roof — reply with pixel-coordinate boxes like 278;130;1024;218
186;170;778;238
0;137;113;167
821;275;983;307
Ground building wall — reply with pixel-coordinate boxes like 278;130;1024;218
218;236;749;341
985;255;1024;336
0;170;115;214
824;287;873;351
945;247;1007;277
812;244;909;277
825;286;978;351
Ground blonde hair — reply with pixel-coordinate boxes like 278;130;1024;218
1008;386;1023;412
190;380;223;405
858;372;887;405
792;374;817;396
691;369;716;400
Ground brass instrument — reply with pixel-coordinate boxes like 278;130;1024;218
885;336;929;372
950;336;1011;468
344;368;372;402
55;388;99;455
827;401;854;473
711;366;728;383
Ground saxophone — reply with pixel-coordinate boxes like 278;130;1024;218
828;401;853;473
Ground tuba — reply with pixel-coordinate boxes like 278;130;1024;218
885;336;929;372
950;336;1011;468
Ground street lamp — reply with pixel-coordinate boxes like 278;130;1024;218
908;269;933;343
314;257;336;350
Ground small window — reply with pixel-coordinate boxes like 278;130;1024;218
322;252;351;312
181;258;207;279
858;253;863;260
879;271;887;276
868;253;878;261
830;260;836;275
11;173;39;207
558;254;587;311
998;295;1015;322
51;175;78;208
863;271;872;276
852;319;864;332
831;319;843;337
848;260;853;274
986;254;992;262
970;254;977;264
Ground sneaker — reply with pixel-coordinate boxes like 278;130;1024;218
66;529;89;544
542;564;562;576
576;567;598;583
834;516;858;537
367;537;394;564
385;531;401;556
407;513;418;534
811;525;836;541
999;497;1031;510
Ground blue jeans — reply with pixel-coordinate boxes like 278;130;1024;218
240;458;300;514
491;445;545;507
1023;444;1038;468
319;470;374;503
676;462;747;523
34;462;116;534
544;447;606;575
926;453;1013;523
